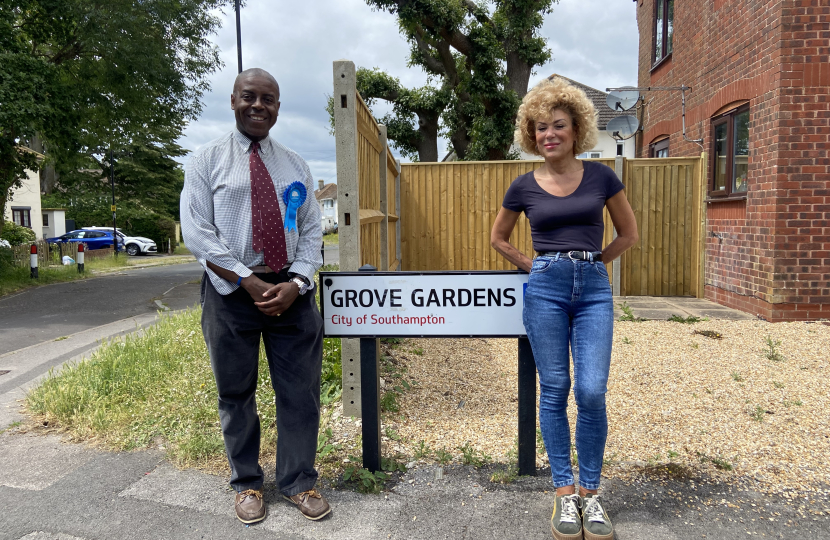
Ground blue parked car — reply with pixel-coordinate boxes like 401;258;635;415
46;229;117;250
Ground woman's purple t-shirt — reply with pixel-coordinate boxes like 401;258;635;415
501;161;625;253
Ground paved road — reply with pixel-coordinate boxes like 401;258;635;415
0;262;204;355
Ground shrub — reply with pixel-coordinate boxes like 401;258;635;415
1;221;37;246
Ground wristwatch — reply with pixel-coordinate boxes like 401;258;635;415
290;276;310;295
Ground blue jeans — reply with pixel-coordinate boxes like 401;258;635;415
523;254;614;490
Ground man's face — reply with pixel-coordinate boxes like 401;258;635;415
231;75;281;141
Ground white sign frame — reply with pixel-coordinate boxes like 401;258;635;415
319;271;529;338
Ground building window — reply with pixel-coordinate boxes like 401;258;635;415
12;208;31;228
649;138;669;157
653;0;674;65
711;105;750;197
616;143;624;157
43;214;49;226
577;151;602;159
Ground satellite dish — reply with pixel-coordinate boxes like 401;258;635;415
606;88;640;112
607;115;640;140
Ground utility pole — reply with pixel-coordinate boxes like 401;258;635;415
235;0;243;74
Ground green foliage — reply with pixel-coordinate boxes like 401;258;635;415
618;301;645;322
763;335;785;362
696;451;733;471
343;0;557;161
730;371;744;382
750;405;766;422
321;338;343;405
458;441;491;468
668;314;702;324
435;447;453;465
380;390;400;413
489;438;519;483
0;0;225;220
343;459;390;493
317;427;339;460
413;439;432;459
0;220;36;246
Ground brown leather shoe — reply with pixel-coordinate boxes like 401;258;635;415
283;488;331;520
235;489;266;524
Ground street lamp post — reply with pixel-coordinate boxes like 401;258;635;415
235;0;243;74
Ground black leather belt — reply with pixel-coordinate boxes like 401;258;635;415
537;251;603;262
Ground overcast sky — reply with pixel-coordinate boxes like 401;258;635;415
179;0;640;182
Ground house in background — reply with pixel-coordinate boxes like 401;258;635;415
635;0;829;321
42;208;67;239
517;74;637;160
315;180;338;232
4;161;44;239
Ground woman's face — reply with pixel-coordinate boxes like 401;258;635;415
534;108;577;160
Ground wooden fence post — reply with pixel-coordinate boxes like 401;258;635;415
396;160;402;270
378;125;389;271
333;59;362;418
613;156;624;296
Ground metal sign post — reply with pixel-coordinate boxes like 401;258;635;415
321;269;538;476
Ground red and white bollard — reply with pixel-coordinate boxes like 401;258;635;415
77;243;85;273
30;244;38;278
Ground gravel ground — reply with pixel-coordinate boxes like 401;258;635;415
328;319;830;502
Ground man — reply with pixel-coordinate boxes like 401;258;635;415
181;68;329;524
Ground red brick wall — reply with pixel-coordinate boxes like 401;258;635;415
636;0;830;321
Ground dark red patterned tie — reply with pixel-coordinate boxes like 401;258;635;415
250;142;287;272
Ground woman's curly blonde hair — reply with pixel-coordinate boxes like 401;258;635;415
514;77;599;157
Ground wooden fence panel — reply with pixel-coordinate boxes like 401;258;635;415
355;92;381;270
399;156;705;297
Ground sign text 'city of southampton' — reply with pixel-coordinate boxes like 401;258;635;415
319;271;529;338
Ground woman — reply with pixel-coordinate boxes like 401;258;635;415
490;78;638;540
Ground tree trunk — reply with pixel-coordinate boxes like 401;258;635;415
505;51;533;100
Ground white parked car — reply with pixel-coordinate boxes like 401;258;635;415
82;227;158;256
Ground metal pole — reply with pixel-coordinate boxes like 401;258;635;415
360;337;381;472
235;0;243;74
517;337;537;476
111;148;118;256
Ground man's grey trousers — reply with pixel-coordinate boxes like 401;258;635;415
200;270;323;496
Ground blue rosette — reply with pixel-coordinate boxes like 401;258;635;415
282;181;307;232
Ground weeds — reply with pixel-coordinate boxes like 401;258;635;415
667;450;679;460
435;447;452;465
773;381;785;389
618;302;645;322
668;314;702;324
783;399;803;408
410;347;424;356
413;439;431;459
343;461;390;494
696;452;733;471
536;427;546;454
750;405;766;422
380;391;399;413
490;439;519;484
459;442;491;468
621;337;632;345
763;335;785;362
730;371;744;382
317;427;339;460
694;330;722;339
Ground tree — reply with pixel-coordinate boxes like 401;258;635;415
363;0;557;161
0;0;228;235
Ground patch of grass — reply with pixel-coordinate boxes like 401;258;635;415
380;337;402;345
26;305;343;470
571;443;578;466
668;314;703;324
381;454;407;474
317;427;339;460
763;335;785;362
173;243;191;256
783;399;803;408
694;329;723;339
617;301;645;322
773;381;785;389
410;347;424;356
691;342;699;349
621;336;632;345
0;254;129;297
730;371;744;382
458;442;491;468
0;420;22;434
667;450;679;460
384;427;402;441
435;447;453;465
54;336;69;341
322;232;339;246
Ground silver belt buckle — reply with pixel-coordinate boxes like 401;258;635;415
567;251;584;261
